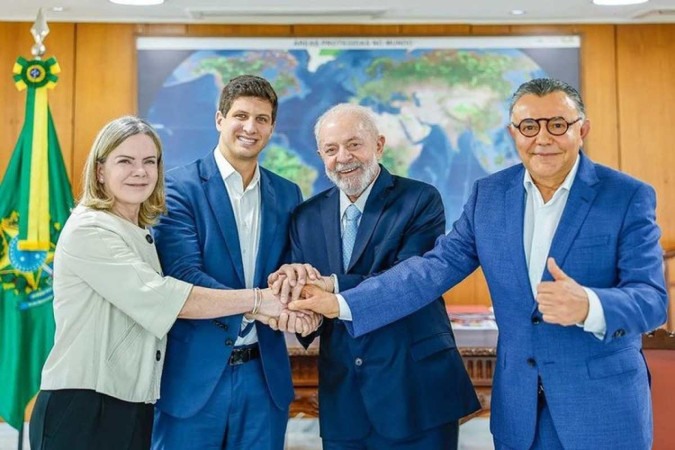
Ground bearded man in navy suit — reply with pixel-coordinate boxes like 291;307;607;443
269;104;480;450
289;80;668;450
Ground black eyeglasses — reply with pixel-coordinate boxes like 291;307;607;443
511;117;582;137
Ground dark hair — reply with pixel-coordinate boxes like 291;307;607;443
509;78;585;119
218;75;278;123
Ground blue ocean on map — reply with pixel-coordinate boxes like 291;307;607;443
139;44;577;226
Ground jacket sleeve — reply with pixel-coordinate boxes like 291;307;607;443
343;181;481;337
594;183;668;343
153;172;231;290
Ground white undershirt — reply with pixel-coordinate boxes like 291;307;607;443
214;149;261;346
523;154;605;339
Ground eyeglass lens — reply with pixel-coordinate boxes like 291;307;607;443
517;117;571;137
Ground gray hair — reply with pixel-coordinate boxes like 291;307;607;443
314;103;380;146
509;78;585;119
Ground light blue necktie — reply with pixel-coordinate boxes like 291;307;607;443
342;204;361;271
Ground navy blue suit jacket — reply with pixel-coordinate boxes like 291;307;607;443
342;154;667;449
292;167;480;441
152;153;302;418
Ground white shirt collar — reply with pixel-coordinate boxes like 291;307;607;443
213;148;260;193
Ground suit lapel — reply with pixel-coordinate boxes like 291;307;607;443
254;170;279;286
543;153;599;281
504;166;534;302
201;155;245;287
321;188;343;275
347;168;393;272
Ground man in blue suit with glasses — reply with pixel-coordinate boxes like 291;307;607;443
290;79;668;450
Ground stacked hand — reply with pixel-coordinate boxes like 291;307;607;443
268;263;341;319
267;263;333;303
244;287;320;337
244;263;339;335
244;265;327;336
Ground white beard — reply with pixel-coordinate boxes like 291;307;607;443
326;157;379;198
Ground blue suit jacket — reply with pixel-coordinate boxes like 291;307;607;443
342;154;667;449
152;153;302;418
292;168;480;441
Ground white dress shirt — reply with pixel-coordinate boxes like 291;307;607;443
214;149;261;346
335;175;378;321
523;154;605;338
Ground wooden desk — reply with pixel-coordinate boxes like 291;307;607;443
288;343;496;417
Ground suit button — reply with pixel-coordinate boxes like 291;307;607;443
225;339;234;346
613;329;626;338
354;358;363;367
214;320;228;331
155;350;161;361
527;358;537;367
531;316;541;325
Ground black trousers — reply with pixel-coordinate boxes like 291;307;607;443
29;389;154;450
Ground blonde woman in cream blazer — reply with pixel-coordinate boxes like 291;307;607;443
28;116;315;450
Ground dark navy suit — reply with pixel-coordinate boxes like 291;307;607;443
342;154;667;449
292;167;480;446
151;153;302;448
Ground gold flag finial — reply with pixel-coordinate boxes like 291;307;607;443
30;8;50;60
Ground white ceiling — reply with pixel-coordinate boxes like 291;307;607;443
1;0;675;24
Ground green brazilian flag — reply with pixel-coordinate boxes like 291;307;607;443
0;56;73;429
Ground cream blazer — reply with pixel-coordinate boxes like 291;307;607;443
40;205;192;403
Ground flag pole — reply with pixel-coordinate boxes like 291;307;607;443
17;422;23;450
16;9;49;450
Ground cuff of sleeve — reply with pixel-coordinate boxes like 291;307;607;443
331;274;339;294
336;294;353;321
580;287;606;340
150;279;193;339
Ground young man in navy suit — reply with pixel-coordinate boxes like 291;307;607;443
270;104;480;449
151;75;319;450
290;79;668;450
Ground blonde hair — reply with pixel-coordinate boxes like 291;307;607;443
80;115;166;227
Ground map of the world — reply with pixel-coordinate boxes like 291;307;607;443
138;36;579;226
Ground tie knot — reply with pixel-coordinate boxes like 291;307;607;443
345;204;361;221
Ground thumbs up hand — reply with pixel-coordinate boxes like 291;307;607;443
535;257;590;326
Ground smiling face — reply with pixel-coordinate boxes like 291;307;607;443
318;110;384;201
215;96;275;171
96;133;159;223
509;91;590;192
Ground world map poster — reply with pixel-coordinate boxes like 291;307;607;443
137;36;580;226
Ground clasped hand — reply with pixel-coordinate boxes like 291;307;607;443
267;263;341;319
244;264;329;336
244;288;320;337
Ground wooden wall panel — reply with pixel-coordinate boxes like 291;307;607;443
616;24;675;250
0;22;75;183
1;20;672;306
292;24;401;36
186;24;292;37
71;23;136;197
578;25;619;168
